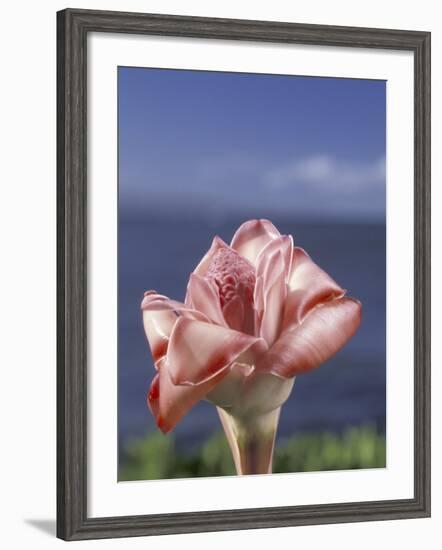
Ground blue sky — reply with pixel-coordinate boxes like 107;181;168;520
118;67;385;222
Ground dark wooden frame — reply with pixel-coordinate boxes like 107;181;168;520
57;8;431;541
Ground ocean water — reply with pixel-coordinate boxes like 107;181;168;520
118;216;386;457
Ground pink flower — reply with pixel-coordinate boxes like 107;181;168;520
141;219;361;474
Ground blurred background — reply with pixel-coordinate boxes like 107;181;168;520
118;67;386;480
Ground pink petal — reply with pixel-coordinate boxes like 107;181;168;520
222;295;245;332
256;235;294;283
257;297;362;378
259;254;287;347
167;316;268;385
253;275;265;322
147;358;226;433
254;242;290;346
283;247;345;327
230;219;281;265
141;292;208;362
186;273;227;327
188;235;230;279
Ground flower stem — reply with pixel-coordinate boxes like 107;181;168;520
217;407;280;475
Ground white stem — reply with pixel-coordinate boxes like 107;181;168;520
217;407;280;475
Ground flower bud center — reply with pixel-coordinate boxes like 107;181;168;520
205;247;256;309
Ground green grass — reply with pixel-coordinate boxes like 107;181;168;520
119;425;386;481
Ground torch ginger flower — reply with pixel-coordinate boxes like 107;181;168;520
141;220;361;475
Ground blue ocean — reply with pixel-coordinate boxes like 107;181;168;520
118;215;386;459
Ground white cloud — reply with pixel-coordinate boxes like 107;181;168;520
265;154;385;192
120;152;386;222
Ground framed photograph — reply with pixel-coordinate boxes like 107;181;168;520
57;8;431;541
